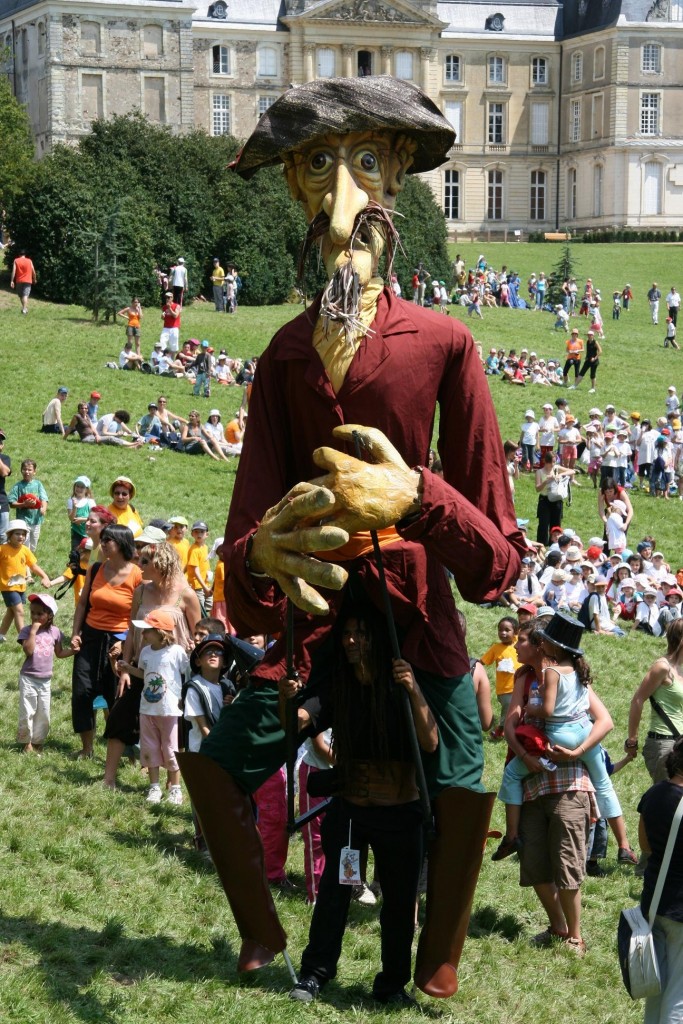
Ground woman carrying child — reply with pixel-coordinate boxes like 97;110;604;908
492;611;637;866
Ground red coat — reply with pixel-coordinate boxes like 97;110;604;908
225;288;525;684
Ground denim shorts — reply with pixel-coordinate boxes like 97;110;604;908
2;590;26;607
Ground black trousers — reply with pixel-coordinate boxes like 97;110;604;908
71;623;119;734
536;494;563;545
300;797;423;998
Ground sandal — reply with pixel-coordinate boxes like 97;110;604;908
564;937;587;957
618;847;638;865
491;835;523;861
531;926;568;948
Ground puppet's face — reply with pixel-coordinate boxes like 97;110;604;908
285;130;414;287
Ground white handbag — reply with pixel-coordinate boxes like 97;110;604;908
617;794;683;1000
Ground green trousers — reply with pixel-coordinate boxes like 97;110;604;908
200;669;484;797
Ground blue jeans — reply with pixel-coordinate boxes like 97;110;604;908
499;716;622;819
0;510;8;544
521;443;535;468
588;816;608;859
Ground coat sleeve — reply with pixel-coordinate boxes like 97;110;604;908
224;346;290;636
397;324;525;603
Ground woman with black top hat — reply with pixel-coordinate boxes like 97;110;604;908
493;611;636;865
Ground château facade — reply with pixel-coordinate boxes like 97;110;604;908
1;0;682;232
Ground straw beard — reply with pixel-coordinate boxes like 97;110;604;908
298;202;402;347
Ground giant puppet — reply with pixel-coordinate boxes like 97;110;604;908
178;75;525;1000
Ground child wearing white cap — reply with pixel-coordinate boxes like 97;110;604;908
17;594;73;752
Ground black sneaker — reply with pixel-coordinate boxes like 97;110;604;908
374;988;418;1009
586;860;607;878
289;977;320;1003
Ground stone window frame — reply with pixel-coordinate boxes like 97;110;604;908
394;50;414;80
142;24;165;60
317;46;336;78
571;50;583;85
531;56;548;87
211;91;232;135
211;43;233;76
639;90;661;135
258;94;276;118
641;42;662;75
593;162;604;217
487;53;507;86
141;73;168;124
530;101;549;146
443;167;461;220
593;45;605;81
486;166;504;221
487;100;506;144
566;165;577;220
80;20;103;57
640;155;665;216
444;97;463;144
256;44;278;78
444;53;463;84
79;69;106;126
530;168;547;221
569;98;581;143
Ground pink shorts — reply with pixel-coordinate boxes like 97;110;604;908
139;714;179;770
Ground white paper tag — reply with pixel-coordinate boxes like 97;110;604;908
339;847;361;885
498;658;514;673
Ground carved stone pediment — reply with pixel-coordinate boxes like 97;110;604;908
285;0;442;27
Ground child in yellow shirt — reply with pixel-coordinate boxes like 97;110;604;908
479;616;520;740
0;523;52;641
185;521;211;613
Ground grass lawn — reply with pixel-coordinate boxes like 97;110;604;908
0;241;681;1024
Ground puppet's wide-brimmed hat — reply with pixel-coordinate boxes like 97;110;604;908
232;76;455;179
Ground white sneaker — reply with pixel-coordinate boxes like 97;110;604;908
588;388;596;393
146;784;162;804
353;883;377;906
167;785;183;805
0;634;5;643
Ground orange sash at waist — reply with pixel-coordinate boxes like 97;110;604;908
314;526;400;563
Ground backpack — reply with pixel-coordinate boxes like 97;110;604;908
577;593;593;630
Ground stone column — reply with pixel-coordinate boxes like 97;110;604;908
420;46;433;92
342;43;354;78
303;43;315;82
381;45;393;75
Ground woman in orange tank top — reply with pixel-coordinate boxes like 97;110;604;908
70;524;142;758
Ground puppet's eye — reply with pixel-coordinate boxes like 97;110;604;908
359;151;377;171
310;152;331;172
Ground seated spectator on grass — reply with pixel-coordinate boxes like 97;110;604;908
180;410;229;462
587;576;625;636
64;402;99;443
137;404;162;442
634;587;663;636
41;387;69;435
95;410;143;448
119;341;143;371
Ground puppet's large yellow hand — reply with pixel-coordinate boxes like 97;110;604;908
247;482;349;616
311;425;423;536
247;428;422;617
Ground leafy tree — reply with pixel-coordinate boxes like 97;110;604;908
391;176;451;297
0;74;34;215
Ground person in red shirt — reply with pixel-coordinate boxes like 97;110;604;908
159;292;181;353
178;77;525;998
10;251;37;315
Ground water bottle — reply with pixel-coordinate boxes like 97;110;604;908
528;680;542;711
